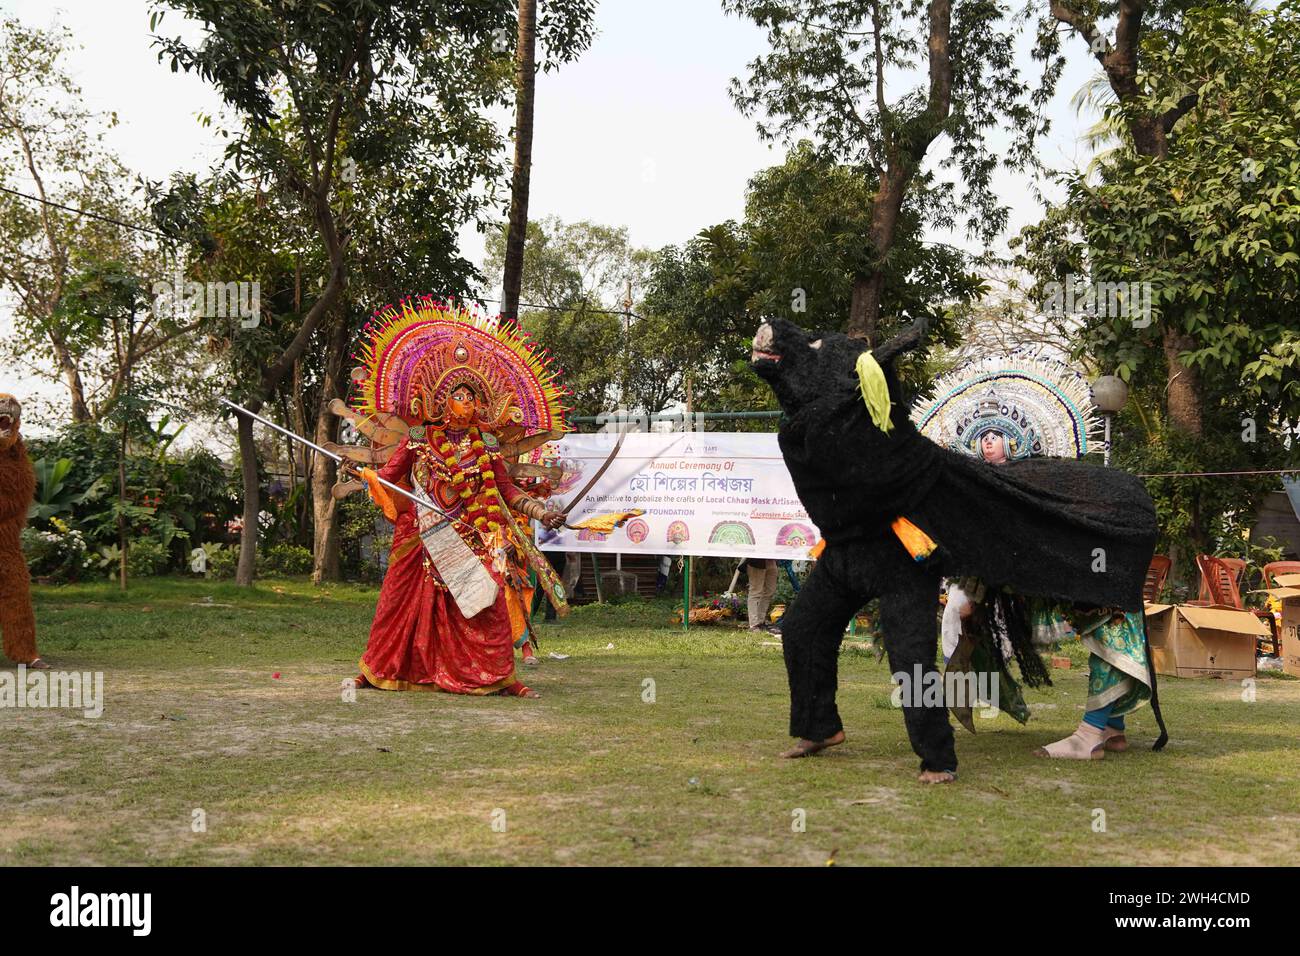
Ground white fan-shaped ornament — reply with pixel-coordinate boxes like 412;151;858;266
911;350;1101;461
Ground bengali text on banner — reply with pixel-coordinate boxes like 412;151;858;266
536;431;820;560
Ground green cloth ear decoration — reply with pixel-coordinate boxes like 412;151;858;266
856;350;894;434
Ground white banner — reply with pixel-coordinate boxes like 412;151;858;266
535;432;821;560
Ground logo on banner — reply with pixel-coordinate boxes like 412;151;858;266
776;523;816;548
708;521;755;545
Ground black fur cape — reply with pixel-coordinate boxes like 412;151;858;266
752;318;1163;770
757;318;1157;611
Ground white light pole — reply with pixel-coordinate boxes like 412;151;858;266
1091;375;1129;467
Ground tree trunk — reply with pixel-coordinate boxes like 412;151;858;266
848;274;886;344
500;0;538;322
1137;121;1204;440
51;334;91;423
233;242;346;586
229;70;358;585
1162;324;1202;437
1050;0;1210;554
310;309;350;583
1130;115;1168;160
235;413;260;587
847;168;911;343
118;418;128;591
1051;2;1203;437
291;272;310;544
844;0;949;340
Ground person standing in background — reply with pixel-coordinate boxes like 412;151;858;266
562;551;583;601
747;558;779;633
655;555;672;594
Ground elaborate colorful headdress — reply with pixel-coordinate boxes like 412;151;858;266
327;296;570;499
351;295;569;443
910;351;1100;461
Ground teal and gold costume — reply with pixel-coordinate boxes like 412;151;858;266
910;350;1156;747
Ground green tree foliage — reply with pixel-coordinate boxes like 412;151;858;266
486;217;648;418
1017;1;1300;578
718;142;980;338
0;17;201;425
1041;0;1259;448
724;0;1058;339
640;226;772;421
152;0;521;583
26;420;237;575
639;145;984;419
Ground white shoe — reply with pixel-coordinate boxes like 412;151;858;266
1034;721;1105;760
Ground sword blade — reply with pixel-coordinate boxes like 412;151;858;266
219;397;457;522
560;427;627;518
219;398;340;464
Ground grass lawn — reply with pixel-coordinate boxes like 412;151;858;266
3;577;1297;866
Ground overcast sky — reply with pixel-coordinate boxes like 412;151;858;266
0;0;1104;432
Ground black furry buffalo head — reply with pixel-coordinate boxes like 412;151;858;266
749;317;927;419
750;316;940;533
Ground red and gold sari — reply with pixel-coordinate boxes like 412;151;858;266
359;432;531;695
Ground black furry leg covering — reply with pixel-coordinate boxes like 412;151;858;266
880;580;958;774
781;557;864;741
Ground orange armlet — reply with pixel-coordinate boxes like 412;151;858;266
891;516;938;562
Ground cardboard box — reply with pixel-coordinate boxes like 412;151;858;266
1281;622;1300;679
1143;604;1267;679
1256;578;1300;678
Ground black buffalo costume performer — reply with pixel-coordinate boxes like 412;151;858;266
750;317;1163;781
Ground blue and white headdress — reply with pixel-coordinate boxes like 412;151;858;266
911;351;1100;461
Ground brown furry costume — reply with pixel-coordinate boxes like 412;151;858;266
0;394;39;664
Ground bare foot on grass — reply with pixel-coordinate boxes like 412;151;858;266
917;769;956;784
779;730;846;758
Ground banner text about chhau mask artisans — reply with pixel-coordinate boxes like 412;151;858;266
536;432;820;560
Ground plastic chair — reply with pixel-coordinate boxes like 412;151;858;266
1258;561;1300;656
1262;561;1300;587
1195;555;1245;608
1143;555;1172;604
1201;555;1287;656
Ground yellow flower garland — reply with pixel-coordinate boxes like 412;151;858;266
426;426;501;535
